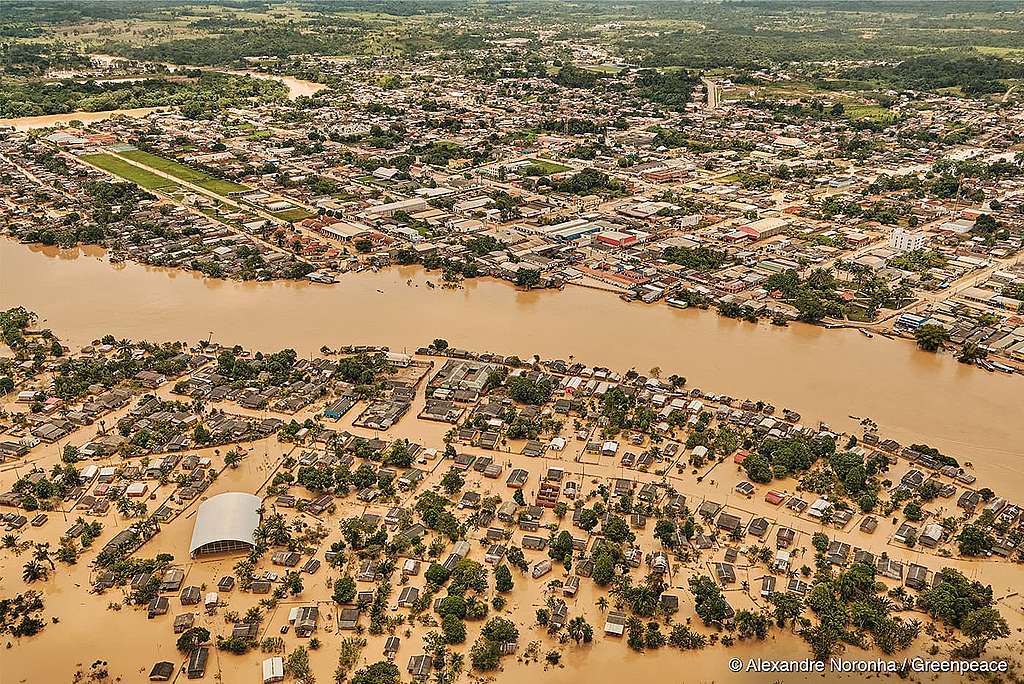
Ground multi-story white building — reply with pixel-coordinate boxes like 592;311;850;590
889;227;927;252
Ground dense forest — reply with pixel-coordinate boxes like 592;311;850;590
845;52;1024;94
1;0;1022;102
105;25;367;67
0;43;90;78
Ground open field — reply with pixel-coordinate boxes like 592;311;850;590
273;207;314;222
526;157;572;173
80;153;181;192
118;149;248;195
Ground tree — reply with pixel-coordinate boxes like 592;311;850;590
654;519;677;548
177;627;210;652
626;618;645;651
495;564;514;593
506;376;553;405
914;324;950;352
61;444;80;464
549;530;575;563
350;660;400;684
333;576;357;604
55;537;78;565
960;607;1010;655
743;453;773;483
284;571;303;596
335;637;367;683
668;624;707;650
33;543;54;570
688;575;729;625
384;439;413;468
514;268;541;289
918;568;996;628
644;621;665;649
957;525;994;556
449;558;488;594
22;560;47;583
601;515;633;544
192;423;211;444
567;616;594;644
958;342;987;364
577;507;599;531
441;614;467;644
480;616;519;643
432;338;449;351
768;591;803;628
437;595;468;620
440;468;464;495
734;610;770;640
592;551;616;586
505;546;527;572
224;449;242;468
469;637;501;671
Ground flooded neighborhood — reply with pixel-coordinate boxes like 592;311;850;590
3;2;1024;684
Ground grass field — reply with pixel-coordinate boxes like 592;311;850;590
274;207;314;222
844;104;896;123
81;153;181;192
117;149;248;195
525;157;572;173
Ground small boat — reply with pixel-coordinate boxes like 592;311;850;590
859;329;873;339
376;289;384;293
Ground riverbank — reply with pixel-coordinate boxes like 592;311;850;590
0;106;166;131
0;64;325;131
2;239;1022;492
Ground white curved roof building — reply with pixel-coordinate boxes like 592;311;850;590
189;492;261;556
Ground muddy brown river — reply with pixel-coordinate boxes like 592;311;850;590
1;239;1022;490
3;239;1024;683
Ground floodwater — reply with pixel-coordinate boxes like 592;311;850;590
0;107;165;131
2;240;1023;490
3;362;1021;684
221;69;326;98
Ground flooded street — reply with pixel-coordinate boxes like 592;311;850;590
2;239;1023;490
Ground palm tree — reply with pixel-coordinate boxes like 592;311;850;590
22;559;47;583
596;596;609;612
115;496;132;518
224;449;242;468
34;542;55;570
